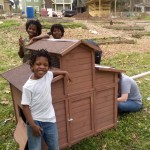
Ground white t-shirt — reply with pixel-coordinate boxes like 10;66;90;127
21;71;56;122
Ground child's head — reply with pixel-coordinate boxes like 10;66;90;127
50;24;64;39
26;20;42;39
30;49;51;79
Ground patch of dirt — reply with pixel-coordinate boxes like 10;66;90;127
63;19;150;58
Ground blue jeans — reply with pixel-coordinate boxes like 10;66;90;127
118;99;142;113
27;121;59;150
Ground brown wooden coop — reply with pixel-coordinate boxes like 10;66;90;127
2;39;122;150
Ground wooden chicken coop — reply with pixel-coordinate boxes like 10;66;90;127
2;39;122;150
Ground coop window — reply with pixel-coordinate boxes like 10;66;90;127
50;54;60;68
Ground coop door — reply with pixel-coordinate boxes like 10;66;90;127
68;93;94;144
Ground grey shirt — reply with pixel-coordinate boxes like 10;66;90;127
121;74;142;105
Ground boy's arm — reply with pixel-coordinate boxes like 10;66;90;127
28;34;50;45
22;105;42;136
18;36;24;58
52;70;71;82
18;46;24;58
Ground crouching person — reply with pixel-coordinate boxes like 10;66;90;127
21;49;71;150
117;73;143;113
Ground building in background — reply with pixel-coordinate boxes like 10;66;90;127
134;0;150;13
0;0;14;13
86;0;112;17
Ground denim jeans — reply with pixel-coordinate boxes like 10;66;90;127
118;99;142;113
27;121;59;150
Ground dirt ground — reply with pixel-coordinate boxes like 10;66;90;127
63;18;150;58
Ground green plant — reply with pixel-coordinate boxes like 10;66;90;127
0;20;20;29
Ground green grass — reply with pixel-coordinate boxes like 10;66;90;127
0;20;20;29
0;19;150;150
101;52;150;76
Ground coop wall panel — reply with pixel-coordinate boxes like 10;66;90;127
95;88;115;131
62;46;93;94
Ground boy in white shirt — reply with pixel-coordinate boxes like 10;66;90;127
21;49;70;150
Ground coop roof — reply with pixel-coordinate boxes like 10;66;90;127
1;63;31;91
26;39;101;56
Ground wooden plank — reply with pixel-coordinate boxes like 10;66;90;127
95;75;114;85
58;130;67;139
96;90;114;100
71;75;92;84
55;107;66;116
73;108;91;119
96;109;113;120
52;79;64;89
73;110;91;118
96;104;113;115
72;98;90;108
69;69;91;78
67;58;91;66
96;95;114;105
96;114;113;125
66;63;92;73
95;83;115;91
72;123;92;136
96;119;114;130
58;125;67;134
10;85;21;122
52;88;65;100
96;94;114;104
72;116;91;129
59;138;68;146
72;103;90;114
65;51;91;60
68;46;92;54
68;81;92;92
53;101;65;111
11;86;22;107
57;120;66;129
96;100;113;109
95;71;114;79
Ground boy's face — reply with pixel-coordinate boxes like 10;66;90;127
27;24;37;39
52;28;62;39
31;56;49;79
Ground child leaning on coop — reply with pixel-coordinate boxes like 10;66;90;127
21;49;71;150
18;19;42;63
29;23;65;44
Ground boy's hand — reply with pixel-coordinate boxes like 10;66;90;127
19;36;24;47
31;124;43;136
64;71;71;83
